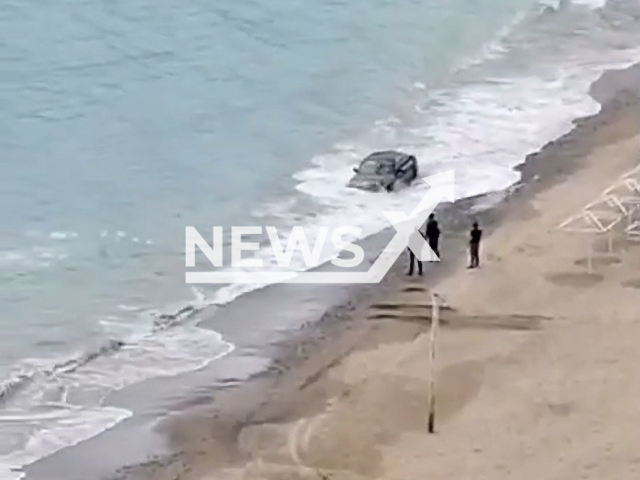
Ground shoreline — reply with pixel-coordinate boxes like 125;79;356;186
100;61;640;480
22;60;640;480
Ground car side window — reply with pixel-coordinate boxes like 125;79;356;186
381;163;394;174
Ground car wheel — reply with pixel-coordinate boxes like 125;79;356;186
386;182;394;192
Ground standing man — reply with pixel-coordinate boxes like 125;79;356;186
426;213;440;259
407;222;426;276
407;243;423;276
469;221;482;268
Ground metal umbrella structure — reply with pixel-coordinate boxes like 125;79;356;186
627;219;640;240
619;164;640;240
557;163;640;272
558;198;623;273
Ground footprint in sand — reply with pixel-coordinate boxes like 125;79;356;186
538;401;574;417
402;286;428;293
621;278;640;289
486;253;502;262
544;272;604;288
514;243;545;256
574;256;621;268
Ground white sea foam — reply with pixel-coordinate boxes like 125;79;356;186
572;0;607;9
0;289;235;477
117;304;142;312
456;9;528;71
48;231;78;240
0;251;28;264
0;247;67;271
60;327;234;391
539;0;607;11
0;406;131;480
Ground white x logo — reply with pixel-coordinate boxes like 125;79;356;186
385;210;438;261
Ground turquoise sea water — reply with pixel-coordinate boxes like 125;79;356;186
1;0;639;476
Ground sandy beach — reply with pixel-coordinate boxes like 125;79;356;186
107;62;640;480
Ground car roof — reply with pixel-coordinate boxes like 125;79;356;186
361;150;408;164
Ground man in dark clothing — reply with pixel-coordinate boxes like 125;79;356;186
407;223;427;276
425;213;440;259
469;221;482;268
407;247;423;276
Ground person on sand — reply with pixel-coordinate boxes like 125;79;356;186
407;245;423;276
469;221;482;269
426;213;440;259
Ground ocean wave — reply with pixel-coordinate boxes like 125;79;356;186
0;375;31;407
538;0;608;11
0;247;67;272
572;0;607;9
1;228;156;275
455;8;529;71
0;338;126;407
0;295;235;475
48;231;78;240
0;286;230;406
0;405;131;480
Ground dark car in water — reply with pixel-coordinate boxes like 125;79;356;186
347;151;418;192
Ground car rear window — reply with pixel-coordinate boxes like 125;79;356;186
359;160;380;174
359;158;395;175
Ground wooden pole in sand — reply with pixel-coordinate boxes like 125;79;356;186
428;292;440;434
